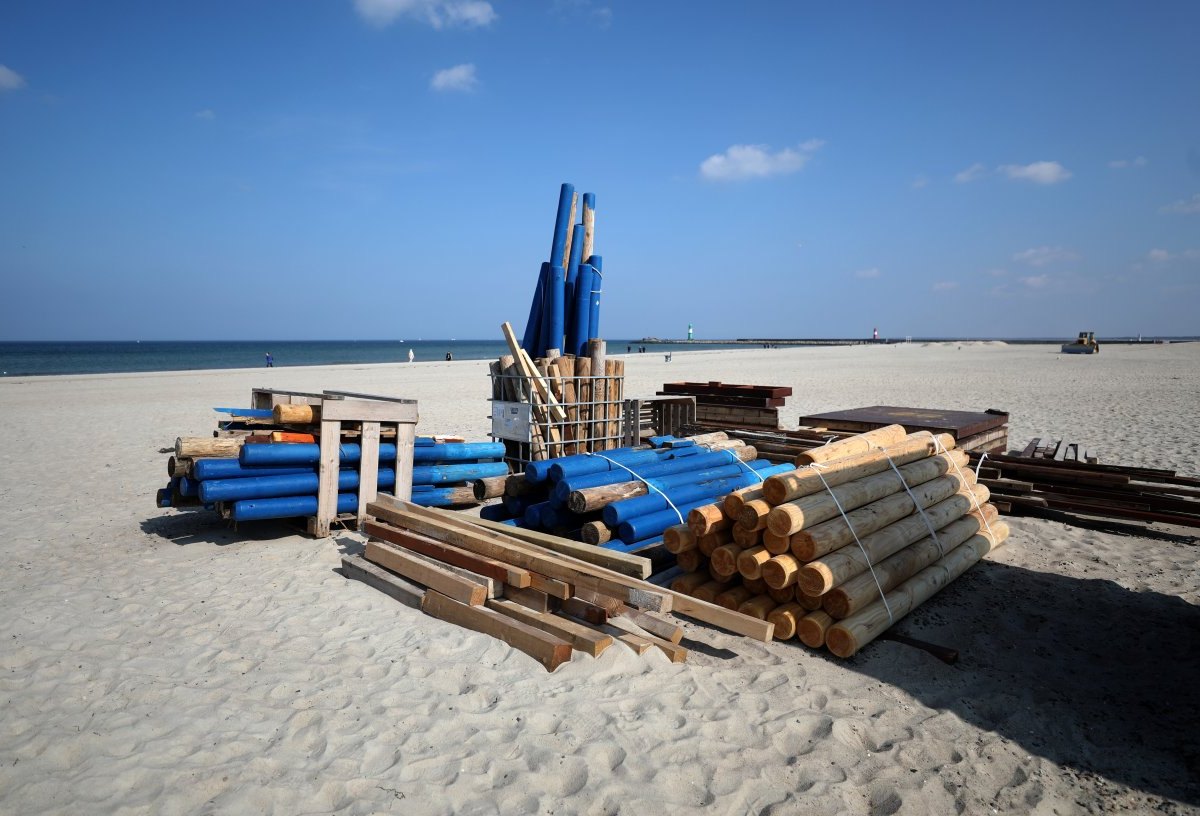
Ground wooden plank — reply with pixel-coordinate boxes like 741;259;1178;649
393;420;416;502
340;554;425;609
624;608;684;644
529;573;571;600
356;421;381;524
365;541;487;606
561;596;608;625
363;520;532;588
486;599;613;657
421;590;572;672
395;548;496;598
600;625;653;655
501;585;552;613
465;516;651;578
320;398;418;423
1019;437;1041;458
314;419;342;537
610;619;688;662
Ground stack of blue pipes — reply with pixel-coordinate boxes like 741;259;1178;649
157;433;509;524
476;434;794;556
521;183;602;358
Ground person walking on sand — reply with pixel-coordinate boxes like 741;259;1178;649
265;351;273;368
408;348;415;363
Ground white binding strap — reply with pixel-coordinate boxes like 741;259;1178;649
876;447;946;558
586;452;685;524
927;433;997;544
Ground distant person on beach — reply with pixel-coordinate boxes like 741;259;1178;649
445;352;453;361
408;349;415;363
265;352;273;368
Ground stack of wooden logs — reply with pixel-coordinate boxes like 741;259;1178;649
660;382;791;431
476;432;793;554
662;424;1010;658
974;443;1200;528
342;496;777;671
492;325;625;464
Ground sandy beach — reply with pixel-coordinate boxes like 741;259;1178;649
1;341;1197;815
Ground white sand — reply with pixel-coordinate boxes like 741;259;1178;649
1;342;1198;814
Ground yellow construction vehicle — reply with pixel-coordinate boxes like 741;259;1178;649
1061;331;1100;354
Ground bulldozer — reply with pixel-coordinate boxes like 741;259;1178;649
1061;331;1100;354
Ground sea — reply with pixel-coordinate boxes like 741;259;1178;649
0;340;749;377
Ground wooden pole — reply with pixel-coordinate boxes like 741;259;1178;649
670;571;712;595
274;403;318;424
736;545;773;580
737;594;777;620
797;610;834;648
793;424;907;466
574;356;592;452
175;437;241;458
709;543;744;579
767;602;806;640
688;502;731;536
664;523;697;553
588;339;607;450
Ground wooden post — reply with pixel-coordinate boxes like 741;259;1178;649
588;339;606;451
356;421;382;524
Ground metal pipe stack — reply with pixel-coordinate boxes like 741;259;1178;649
664;426;1010;658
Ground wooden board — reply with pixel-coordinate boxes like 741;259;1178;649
421;590;573;672
486;599;613;657
340;555;425;609
365;541;487;606
364;520;532;588
465;516;651;579
501;585;552;612
661;382;793;399
798;405;1009;440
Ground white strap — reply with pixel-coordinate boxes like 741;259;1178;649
877;449;945;558
926;433;998;545
585;452;685;524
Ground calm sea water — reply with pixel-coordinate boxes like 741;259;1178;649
0;340;750;377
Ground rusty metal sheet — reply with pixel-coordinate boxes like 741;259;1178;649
797;405;1008;440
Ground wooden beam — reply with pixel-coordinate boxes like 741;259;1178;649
363;520;532;588
561;596;609;625
421;590;572;672
466;516;650;578
486;599;613;657
365;541;486;606
396;548;496;598
501;585;552;612
340;554;425;609
529;573;572;600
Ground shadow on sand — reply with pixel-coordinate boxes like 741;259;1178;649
833;558;1200;806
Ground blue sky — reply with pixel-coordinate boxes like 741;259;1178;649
1;1;1197;340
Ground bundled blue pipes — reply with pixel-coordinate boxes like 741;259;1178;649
157;429;510;524
474;433;792;554
521;183;602;358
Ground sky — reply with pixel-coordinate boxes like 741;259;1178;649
1;1;1198;341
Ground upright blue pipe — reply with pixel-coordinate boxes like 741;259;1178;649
544;265;566;355
232;493;357;522
564;223;586;346
521;263;549;353
549;183;575;268
570;264;594;357
586;254;602;341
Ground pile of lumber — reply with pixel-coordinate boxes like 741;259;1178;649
157;405;506;522
342;497;777;671
660;382;792;431
492;326;624;462
798;406;1009;454
477;432;793;554
974;445;1200;528
662;424;1010;657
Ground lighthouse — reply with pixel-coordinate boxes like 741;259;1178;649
688;323;694;341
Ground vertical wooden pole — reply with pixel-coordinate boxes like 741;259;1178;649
581;192;595;261
315;417;341;537
575;356;592;453
393;421;416;502
589;339;607;451
356;421;381;524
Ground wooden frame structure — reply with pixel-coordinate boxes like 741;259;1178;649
621;395;696;447
252;388;419;537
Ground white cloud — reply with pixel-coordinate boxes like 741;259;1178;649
1013;246;1078;267
932;281;959;291
998;161;1071;184
1108;156;1147;169
854;267;881;279
194;109;216;120
1019;275;1049;289
354;0;496;28
431;63;479;92
1148;248;1200;263
1161;193;1200;215
699;140;824;182
911;175;929;189
1147;248;1172;262
954;163;987;183
0;64;26;91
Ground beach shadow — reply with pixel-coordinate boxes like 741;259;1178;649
139;512;307;546
841;559;1200;805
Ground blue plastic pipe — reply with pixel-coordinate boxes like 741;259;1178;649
603;462;794;527
616;499;717;544
526;444;651;483
192;458;316;481
521;262;549;353
554;449;751;499
570;264;594;358
231;493;357;522
564;223;586;344
413;461;509;485
546;444;703;482
240;441;502;467
201;468;397;503
411;488;481;508
586;254;602;341
549;183;575;267
479;503;514;522
544;265;566;355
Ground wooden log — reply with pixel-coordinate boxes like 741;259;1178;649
570;480;645;513
589;339;607;449
670;571;712;595
505;475;536;497
273;403;318;424
767;602;806;640
341;554;426;609
723;484;763;518
793;425;908;466
789;472;976;561
698;529;731;557
743;576;767;595
167;456;192;477
715;585;754;610
731;523;762;548
693;579;732;603
767;450;969;537
687;502;730;537
797;610;834;648
737;594;777;620
466;516;647;578
823;520;1010;619
675;548;705;573
175;437;241;458
796;590;824;611
761;553;803;590
762;530;790;555
767;584;795;605
605;358;621;444
797;490;993;596
764;432;956;505
364;540;487;606
709;543;745;579
737;498;773;531
574;356;592;452
736;545;773;580
472;475;508;501
421;590;572;671
363;520;532;587
580;520;614;545
825;525;1006;658
486;599;612;657
663;523;697;553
